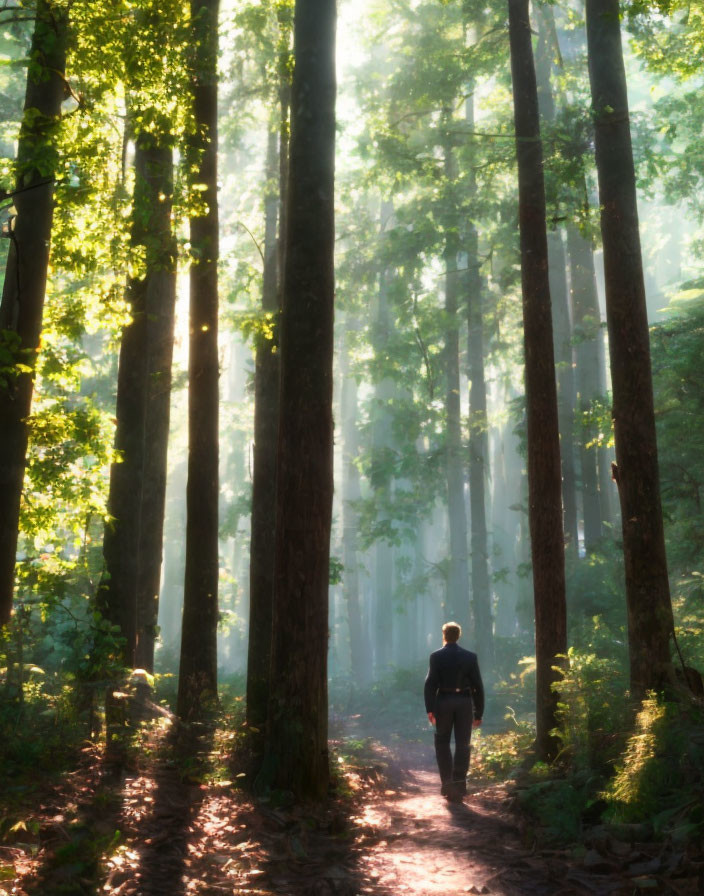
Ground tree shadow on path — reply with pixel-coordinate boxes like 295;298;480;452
125;724;214;896
22;747;128;896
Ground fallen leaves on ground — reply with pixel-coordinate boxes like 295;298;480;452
0;723;702;895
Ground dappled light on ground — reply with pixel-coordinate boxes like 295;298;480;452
2;721;703;895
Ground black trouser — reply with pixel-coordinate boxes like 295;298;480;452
434;693;473;788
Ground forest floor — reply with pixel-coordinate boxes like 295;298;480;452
2;710;703;896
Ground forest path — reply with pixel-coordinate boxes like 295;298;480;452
336;725;698;895
7;722;696;895
351;737;601;896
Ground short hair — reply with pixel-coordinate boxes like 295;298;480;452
442;622;461;643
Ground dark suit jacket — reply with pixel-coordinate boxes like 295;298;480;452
424;642;485;719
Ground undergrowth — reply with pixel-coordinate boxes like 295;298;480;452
513;648;704;848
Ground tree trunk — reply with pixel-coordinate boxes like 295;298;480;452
177;0;220;720
534;13;578;554
442;141;471;633
596;326;615;529
0;0;67;626
98;280;147;667
370;210;395;674
101;134;150;667
266;0;336;800
444;240;470;634
374;533;393;671
466;248;493;661
246;125;280;729
134;143;177;672
585;0;674;696
567;225;603;550
340;319;367;684
465;201;494;669
508;0;567;761
547;231;578;553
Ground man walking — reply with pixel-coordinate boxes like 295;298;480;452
424;621;484;802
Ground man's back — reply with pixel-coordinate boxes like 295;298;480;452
424;642;484;717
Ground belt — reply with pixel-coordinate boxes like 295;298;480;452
438;688;471;694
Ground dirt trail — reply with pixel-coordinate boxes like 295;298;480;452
7;727;701;895
351;736;701;896
352;740;594;896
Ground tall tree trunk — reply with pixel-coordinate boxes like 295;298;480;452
373;540;393;671
177;0;220;720
0;0;67;626
266;0;336;799
567;225;603;550
134;143;177;672
371;210;395;673
585;0;674;695
535;13;578;554
246;125;280;729
247;52;290;725
443;138;470;634
466;240;493;663
102;138;176;677
340;320;367;683
464;91;493;663
444;239;470;633
490;415;521;636
508;0;567;761
547;231;578;553
100;307;143;668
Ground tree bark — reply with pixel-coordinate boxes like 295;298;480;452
133;143;177;672
266;0;336;800
0;0;67;626
508;0;567;761
101;139;149;667
585;0;674;695
464;90;494;663
177;0;220;720
101;136;176;672
246;125;280;729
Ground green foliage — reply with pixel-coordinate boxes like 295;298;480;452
556;648;630;773
628;0;704;78
0;632;94;779
229;308;278;351
604;697;704;837
329;555;344;586
0;329;32;388
335;0;525;573
565;542;627;648
651;291;704;669
477;719;534;780
513;649;628;846
515;773;590;846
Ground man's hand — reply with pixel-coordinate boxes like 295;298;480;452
472;719;482;729
427;712;436;726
